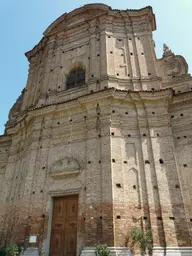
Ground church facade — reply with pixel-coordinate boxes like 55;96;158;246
0;3;192;256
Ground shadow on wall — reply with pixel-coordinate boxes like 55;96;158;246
157;133;191;246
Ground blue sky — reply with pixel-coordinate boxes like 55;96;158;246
0;0;191;135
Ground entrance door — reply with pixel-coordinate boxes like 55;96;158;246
50;195;78;256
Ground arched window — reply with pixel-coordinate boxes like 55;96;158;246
66;67;85;89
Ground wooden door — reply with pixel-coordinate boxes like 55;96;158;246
50;195;78;256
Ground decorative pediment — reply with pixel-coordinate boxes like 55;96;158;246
26;5;155;59
50;157;81;178
44;4;110;36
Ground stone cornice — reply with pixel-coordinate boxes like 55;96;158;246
172;91;192;104
4;88;170;134
0;134;12;143
28;88;173;111
5;88;192;135
25;36;48;61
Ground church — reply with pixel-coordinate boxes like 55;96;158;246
0;3;191;256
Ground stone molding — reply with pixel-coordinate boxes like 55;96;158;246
48;187;82;197
80;247;133;256
50;157;81;178
153;247;192;256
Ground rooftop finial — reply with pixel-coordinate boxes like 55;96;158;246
163;43;174;57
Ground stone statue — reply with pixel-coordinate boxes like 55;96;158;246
163;43;174;57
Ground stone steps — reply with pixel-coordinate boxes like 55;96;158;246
20;248;39;256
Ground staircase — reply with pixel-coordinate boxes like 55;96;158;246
20;248;39;256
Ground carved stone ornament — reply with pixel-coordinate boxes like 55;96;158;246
163;59;181;76
161;55;188;78
8;93;24;122
132;209;142;222
50;157;81;178
157;44;189;82
163;43;174;57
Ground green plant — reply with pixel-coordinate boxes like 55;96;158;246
125;227;153;256
5;244;19;256
95;244;110;256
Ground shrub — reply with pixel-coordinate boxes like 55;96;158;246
0;244;19;256
125;227;153;256
95;244;110;256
